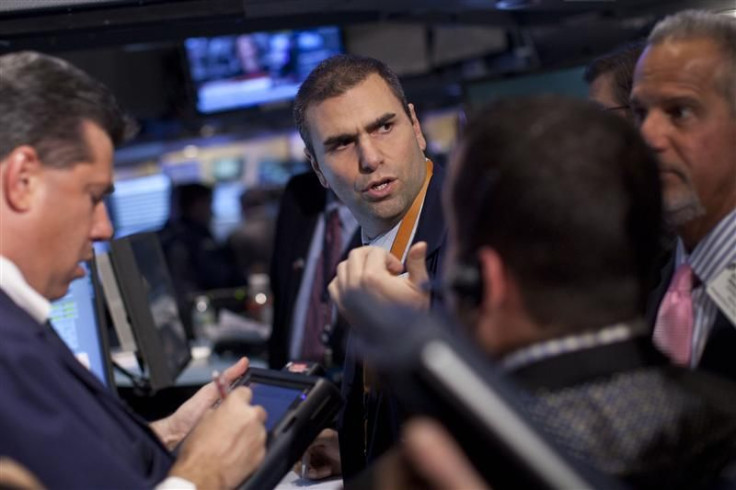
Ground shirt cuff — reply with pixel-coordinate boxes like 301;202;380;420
156;476;197;490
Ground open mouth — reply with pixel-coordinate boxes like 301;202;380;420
363;178;395;200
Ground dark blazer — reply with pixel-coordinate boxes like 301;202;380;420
512;334;736;490
646;252;736;381
0;290;173;489
269;172;328;369
338;165;448;482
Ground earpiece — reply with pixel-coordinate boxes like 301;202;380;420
447;259;483;306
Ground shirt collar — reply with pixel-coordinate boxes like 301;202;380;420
362;220;401;251
0;255;51;324
675;206;736;284
499;320;647;372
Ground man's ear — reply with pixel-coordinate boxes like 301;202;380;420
1;146;43;212
304;148;329;189
477;247;508;316
408;103;427;153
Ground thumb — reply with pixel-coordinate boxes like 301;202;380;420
405;242;429;286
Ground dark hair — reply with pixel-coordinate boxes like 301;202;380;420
0;51;132;168
584;41;645;110
450;96;662;332
172;183;213;219
293;54;411;157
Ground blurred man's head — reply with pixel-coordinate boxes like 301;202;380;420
585;42;645;119
173;183;213;226
630;10;736;247
294;54;427;239
446;96;662;355
0;52;129;300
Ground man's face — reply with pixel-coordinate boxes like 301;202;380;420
33;121;115;300
305;73;428;238
631;39;736;230
589;72;629;118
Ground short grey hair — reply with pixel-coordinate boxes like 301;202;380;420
648;10;736;113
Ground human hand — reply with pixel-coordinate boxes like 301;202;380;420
402;418;490;490
169;386;267;489
150;357;250;450
329;242;430;318
293;428;341;480
0;457;44;489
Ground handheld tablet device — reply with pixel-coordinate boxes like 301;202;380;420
236;368;343;490
343;292;623;490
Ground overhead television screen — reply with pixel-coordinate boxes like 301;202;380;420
185;26;343;114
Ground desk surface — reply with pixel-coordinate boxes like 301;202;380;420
114;346;267;388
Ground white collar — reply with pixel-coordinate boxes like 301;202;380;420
0;255;51;324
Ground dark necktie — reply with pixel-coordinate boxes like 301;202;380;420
301;209;343;361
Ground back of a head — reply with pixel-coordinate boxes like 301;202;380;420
0;51;130;168
647;10;736;112
584;41;645;110
172;183;213;221
293;54;410;156
451;96;662;331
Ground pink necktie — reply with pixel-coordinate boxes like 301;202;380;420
653;263;695;366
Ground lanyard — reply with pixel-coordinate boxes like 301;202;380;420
388;159;434;262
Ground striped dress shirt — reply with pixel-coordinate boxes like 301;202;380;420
672;207;736;366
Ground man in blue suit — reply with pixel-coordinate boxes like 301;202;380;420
0;51;266;489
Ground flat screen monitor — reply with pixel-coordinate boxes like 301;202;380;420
49;260;116;391
109;232;191;392
184;26;343;113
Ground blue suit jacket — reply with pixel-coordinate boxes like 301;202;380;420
0;290;173;488
338;165;448;481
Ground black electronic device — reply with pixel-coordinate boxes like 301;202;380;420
342;293;624;490
282;361;325;377
49;259;116;392
235;368;343;490
109;232;191;392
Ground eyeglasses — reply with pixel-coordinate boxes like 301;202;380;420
604;105;630;112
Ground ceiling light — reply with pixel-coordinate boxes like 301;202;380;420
496;0;538;10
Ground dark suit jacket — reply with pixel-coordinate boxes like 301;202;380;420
339;165;448;482
646;252;736;381
0;290;173;488
512;334;736;490
269;172;328;369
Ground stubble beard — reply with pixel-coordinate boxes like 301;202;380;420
663;187;706;228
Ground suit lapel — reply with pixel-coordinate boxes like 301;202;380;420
40;319;168;450
700;311;736;381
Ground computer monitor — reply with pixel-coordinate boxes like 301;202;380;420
49;259;116;391
184;26;343;113
109;232;191;392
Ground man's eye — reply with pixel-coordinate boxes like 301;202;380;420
669;106;693;121
333;141;352;151
377;122;393;133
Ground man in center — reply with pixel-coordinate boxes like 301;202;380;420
293;54;447;480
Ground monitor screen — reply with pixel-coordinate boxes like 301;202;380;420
110;232;191;391
49;260;115;391
185;26;343;113
249;382;305;432
108;174;172;238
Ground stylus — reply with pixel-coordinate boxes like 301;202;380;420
212;370;228;402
